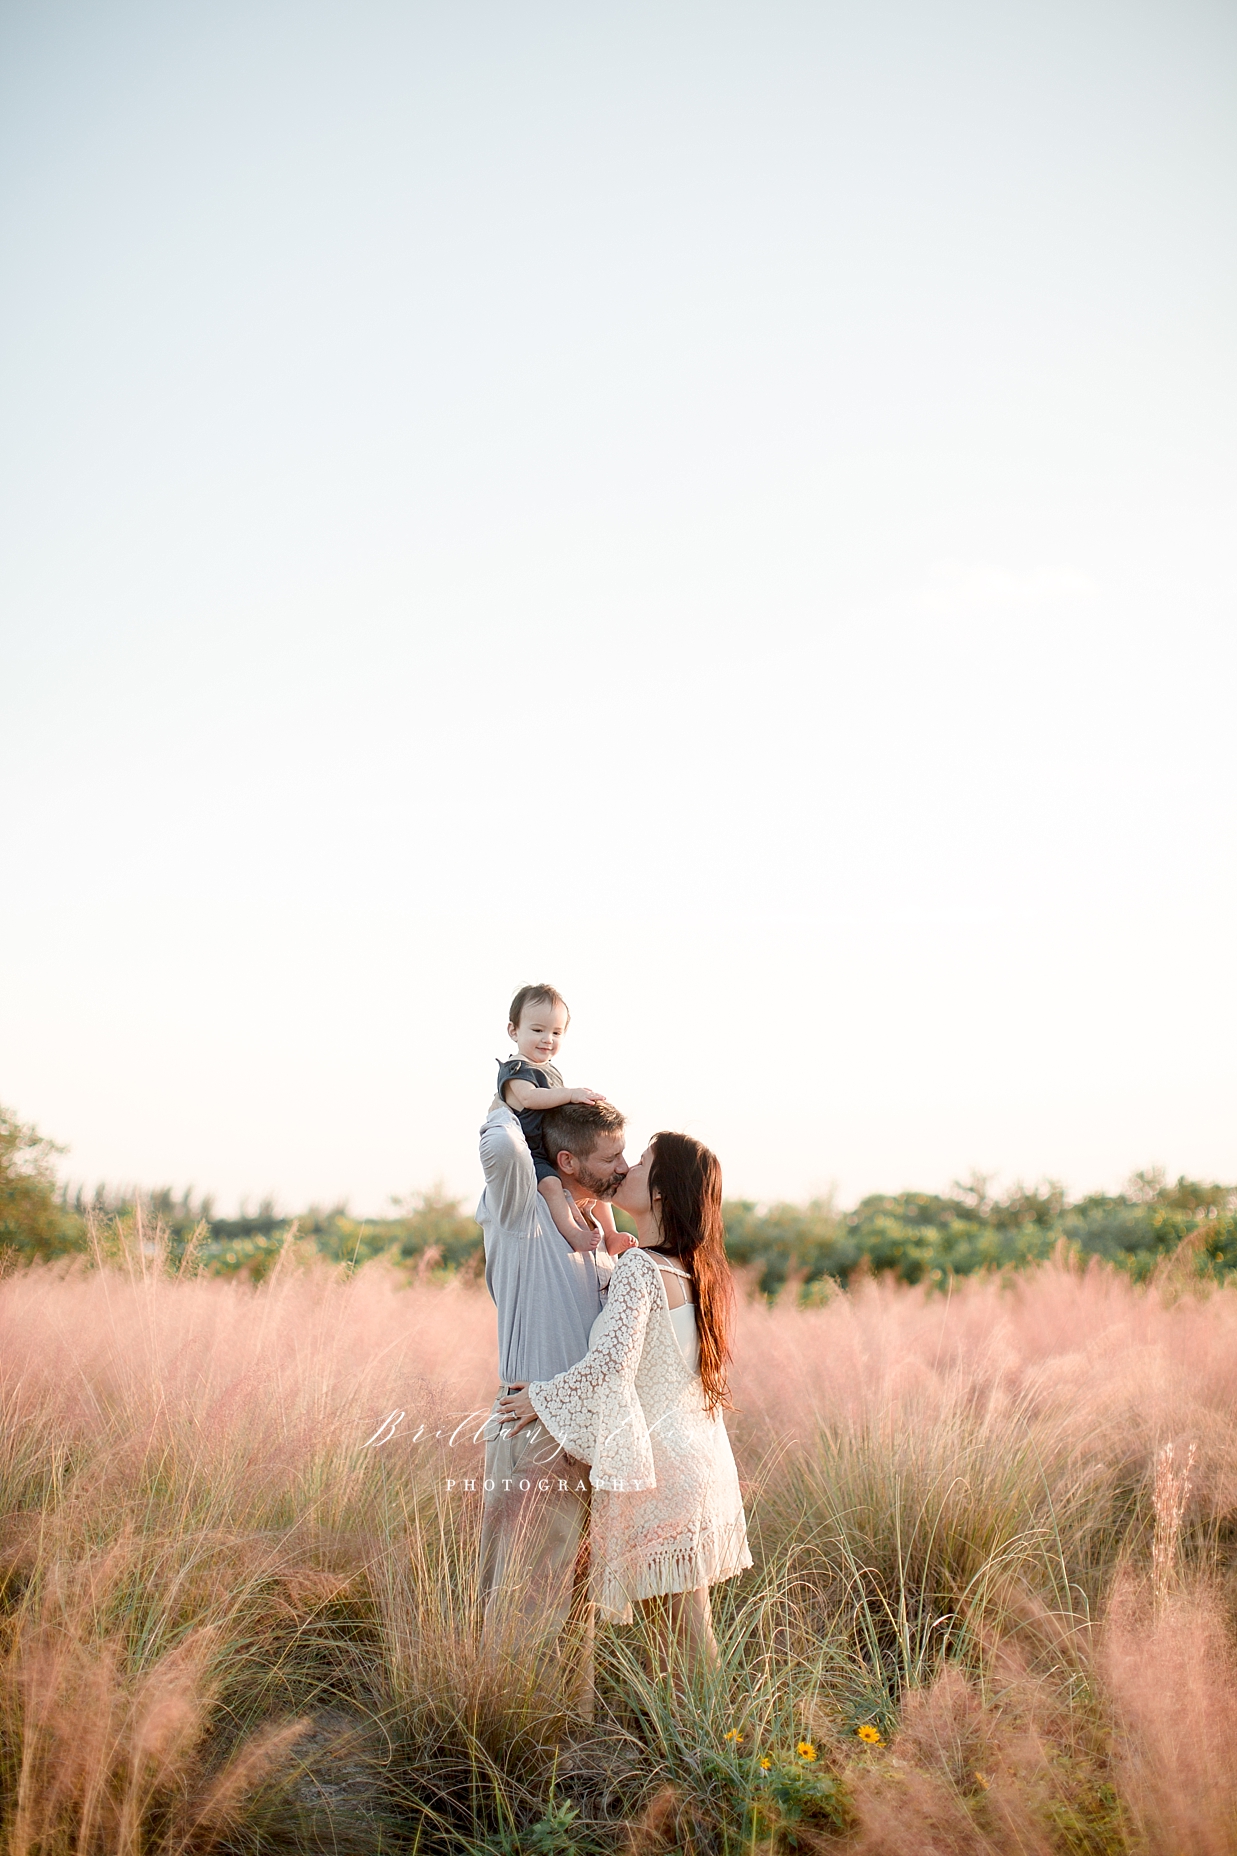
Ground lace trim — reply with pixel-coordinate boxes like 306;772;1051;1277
595;1522;754;1623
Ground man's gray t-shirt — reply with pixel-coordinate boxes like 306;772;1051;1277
476;1101;605;1387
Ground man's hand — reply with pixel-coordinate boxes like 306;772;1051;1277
497;1383;539;1434
568;1087;606;1104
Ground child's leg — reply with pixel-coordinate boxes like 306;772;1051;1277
592;1200;635;1257
538;1176;598;1251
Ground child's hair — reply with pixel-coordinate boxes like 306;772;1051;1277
647;1132;733;1413
508;982;570;1032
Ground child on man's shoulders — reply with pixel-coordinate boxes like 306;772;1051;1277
497;982;623;1255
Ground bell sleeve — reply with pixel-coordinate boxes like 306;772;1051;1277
527;1251;658;1492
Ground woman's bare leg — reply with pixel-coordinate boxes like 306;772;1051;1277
640;1586;719;1684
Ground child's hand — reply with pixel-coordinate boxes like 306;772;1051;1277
569;1087;605;1104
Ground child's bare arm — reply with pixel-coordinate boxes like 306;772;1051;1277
502;1081;604;1111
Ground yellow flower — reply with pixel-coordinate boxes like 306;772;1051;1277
724;1729;743;1744
759;1757;772;1771
797;1741;817;1761
856;1724;883;1745
973;1772;990;1791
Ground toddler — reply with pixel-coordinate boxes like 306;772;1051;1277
497;982;622;1253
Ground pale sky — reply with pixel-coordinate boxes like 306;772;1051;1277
2;0;1234;1214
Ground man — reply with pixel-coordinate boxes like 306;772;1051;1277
476;1093;628;1668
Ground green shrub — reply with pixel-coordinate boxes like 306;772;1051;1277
722;1170;1237;1297
0;1105;85;1260
11;1097;1237;1294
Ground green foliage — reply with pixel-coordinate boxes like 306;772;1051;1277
43;1167;1237;1294
476;1798;583;1856
310;1187;486;1273
724;1168;1237;1298
58;1182;484;1281
0;1104;85;1260
750;1745;849;1843
10;1097;1237;1295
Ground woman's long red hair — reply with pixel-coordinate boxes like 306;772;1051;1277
647;1132;733;1412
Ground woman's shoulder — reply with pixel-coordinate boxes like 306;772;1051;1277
629;1246;691;1277
613;1246;661;1284
615;1244;657;1269
615;1247;691;1293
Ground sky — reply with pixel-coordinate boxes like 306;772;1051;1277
1;0;1234;1215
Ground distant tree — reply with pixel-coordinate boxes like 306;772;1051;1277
1063;1172;1237;1278
5;1106;1233;1294
0;1105;84;1260
723;1170;1237;1297
722;1197;846;1295
261;1187;485;1277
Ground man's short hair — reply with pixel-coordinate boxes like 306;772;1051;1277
508;982;569;1031
541;1101;625;1168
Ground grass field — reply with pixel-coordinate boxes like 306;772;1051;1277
1;1236;1235;1854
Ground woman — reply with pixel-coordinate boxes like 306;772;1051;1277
497;1132;751;1673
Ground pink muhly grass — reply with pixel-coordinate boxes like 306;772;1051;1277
1102;1580;1237;1856
1150;1438;1196;1612
0;1249;1235;1850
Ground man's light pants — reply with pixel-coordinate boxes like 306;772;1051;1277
479;1393;593;1708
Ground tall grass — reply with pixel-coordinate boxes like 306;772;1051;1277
1;1238;1235;1853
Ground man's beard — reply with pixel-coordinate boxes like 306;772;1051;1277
574;1162;623;1199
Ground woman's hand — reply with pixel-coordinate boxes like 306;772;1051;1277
496;1384;539;1434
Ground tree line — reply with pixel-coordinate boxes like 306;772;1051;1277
3;1102;1234;1294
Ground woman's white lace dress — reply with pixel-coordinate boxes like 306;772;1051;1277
527;1247;752;1623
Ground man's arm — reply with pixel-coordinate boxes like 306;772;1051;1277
478;1103;537;1232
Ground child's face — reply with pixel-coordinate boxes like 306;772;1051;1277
509;1001;569;1066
